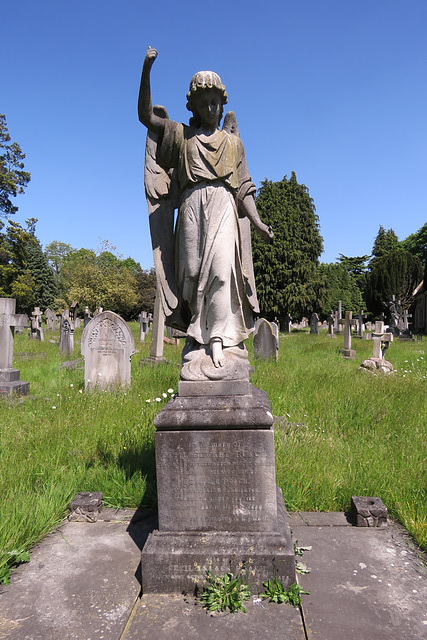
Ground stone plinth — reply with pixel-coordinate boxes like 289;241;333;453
141;384;295;593
0;368;30;397
156;428;277;532
351;496;387;527
141;487;294;594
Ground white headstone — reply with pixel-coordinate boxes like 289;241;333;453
81;311;135;390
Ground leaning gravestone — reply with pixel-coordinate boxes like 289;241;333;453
81;311;135;390
139;47;294;594
0;298;30;396
310;312;319;334
253;318;279;361
60;311;74;355
30;307;43;341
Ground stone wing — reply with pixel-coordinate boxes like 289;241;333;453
144;105;179;316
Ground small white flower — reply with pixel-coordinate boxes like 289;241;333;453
98;372;102;377
155;397;161;402
146;399;151;403
70;383;73;387
162;392;167;398
52;406;56;409
79;389;82;394
168;388;174;394
57;393;60;397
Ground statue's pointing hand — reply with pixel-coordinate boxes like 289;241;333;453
144;46;158;69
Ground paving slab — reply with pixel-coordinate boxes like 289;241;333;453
126;593;305;639
292;520;427;640
0;508;156;640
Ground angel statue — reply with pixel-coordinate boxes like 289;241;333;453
138;47;273;381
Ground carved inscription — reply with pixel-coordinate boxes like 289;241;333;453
88;318;126;355
156;430;277;532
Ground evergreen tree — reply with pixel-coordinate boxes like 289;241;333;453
365;248;423;315
317;262;364;318
252;172;323;319
371;225;399;262
25;241;57;311
337;254;369;309
0;114;31;217
400;222;427;266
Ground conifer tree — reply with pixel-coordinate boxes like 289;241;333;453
252;172;323;319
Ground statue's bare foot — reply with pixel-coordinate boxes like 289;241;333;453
211;338;226;368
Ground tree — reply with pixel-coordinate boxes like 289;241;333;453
317;262;364;318
0;114;31;217
252;172;323;319
25;242;57;311
371;226;399;262
61;247;139;319
44;240;76;295
400;222;427;266
337;254;369;309
365;248;423;315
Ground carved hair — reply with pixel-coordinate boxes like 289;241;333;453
186;71;228;127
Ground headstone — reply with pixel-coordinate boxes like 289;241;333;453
84;306;91;328
149;289;165;362
81;310;135;390
44;308;56;333
139;310;148;342
399;308;413;340
356;309;367;338
339;310;356;358
335;300;343;334
0;298;30;396
283;313;292;333
71;302;81;330
310;312;319;334
359;321;394;373
253;318;279;360
326;309;336;338
60;311;74;355
30;307;43;340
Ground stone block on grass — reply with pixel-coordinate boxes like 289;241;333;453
68;492;104;522
351;496;387;527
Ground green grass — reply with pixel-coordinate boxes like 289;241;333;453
1;325;426;583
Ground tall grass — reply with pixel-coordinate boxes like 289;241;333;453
1;325;426;583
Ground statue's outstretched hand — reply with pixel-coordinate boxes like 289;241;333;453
256;222;274;243
144;46;158;69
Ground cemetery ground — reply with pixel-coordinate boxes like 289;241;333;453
1;325;426;589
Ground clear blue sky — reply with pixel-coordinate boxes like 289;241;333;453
2;0;426;270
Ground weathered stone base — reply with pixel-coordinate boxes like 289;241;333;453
351;496;387;527
339;348;356;359
0;368;30;397
154;384;273;430
141;487;295;593
360;358;393;374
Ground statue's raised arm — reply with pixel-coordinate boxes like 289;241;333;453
138;47;166;136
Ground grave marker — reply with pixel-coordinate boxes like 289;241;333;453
326;309;336;338
0;298;30;396
81;310;135;390
60;311;74;355
339;311;357;358
253;318;279;360
360;321;394;373
310;312;319;334
356;309;367;338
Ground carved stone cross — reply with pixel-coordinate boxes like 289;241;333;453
356;309;367;337
0;298;29;369
339;311;357;358
372;321;393;359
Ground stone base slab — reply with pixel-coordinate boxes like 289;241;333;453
339;348;356;359
154;384;273;430
141;488;295;594
0;368;30;397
